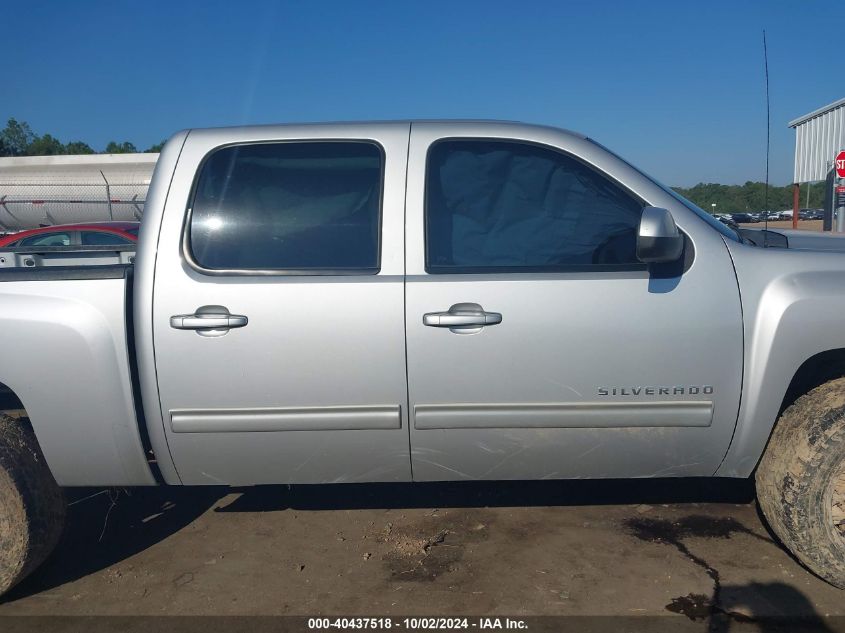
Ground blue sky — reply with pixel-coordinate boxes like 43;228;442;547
4;0;839;186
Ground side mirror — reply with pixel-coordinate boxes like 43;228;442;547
637;206;684;264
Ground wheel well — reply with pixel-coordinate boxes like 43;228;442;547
779;349;845;416
0;382;25;412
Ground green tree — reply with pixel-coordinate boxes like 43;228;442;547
672;181;824;214
0;118;36;156
144;140;166;153
105;141;138;154
27;133;66;155
64;141;95;155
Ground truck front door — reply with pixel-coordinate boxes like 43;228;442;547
151;124;411;485
404;123;744;480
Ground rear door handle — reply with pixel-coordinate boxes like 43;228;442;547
423;313;502;327
423;303;502;333
170;305;248;334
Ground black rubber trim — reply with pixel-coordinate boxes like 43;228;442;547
737;228;789;248
0;264;132;282
123;267;165;485
426;262;649;274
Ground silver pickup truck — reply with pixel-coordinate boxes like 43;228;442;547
2;121;845;593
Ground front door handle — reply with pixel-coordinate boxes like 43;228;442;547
170;305;248;334
170;314;248;330
423;303;502;333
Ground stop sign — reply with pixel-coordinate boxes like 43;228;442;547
837;151;845;178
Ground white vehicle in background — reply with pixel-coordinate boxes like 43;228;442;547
0;154;156;232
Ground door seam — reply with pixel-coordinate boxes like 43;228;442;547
403;122;415;481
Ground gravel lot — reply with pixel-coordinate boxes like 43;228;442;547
0;478;843;627
749;219;824;231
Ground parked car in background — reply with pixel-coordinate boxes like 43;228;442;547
0;221;140;248
717;215;739;229
799;208;824;221
730;212;758;224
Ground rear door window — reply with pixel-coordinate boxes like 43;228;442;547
188;141;383;273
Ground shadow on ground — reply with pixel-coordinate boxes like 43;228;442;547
665;583;838;632
218;476;756;512
3;477;757;603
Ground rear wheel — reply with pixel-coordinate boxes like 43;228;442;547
0;414;66;595
756;377;845;588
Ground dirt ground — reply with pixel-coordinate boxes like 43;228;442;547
750;219;823;231
0;479;843;626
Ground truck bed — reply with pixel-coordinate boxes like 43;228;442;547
0;263;155;485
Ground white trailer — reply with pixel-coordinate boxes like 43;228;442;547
0;153;158;232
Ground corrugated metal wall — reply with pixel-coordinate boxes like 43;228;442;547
790;97;845;183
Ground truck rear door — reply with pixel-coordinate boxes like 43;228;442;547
151;123;411;485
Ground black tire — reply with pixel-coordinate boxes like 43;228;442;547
0;414;65;595
756;377;845;588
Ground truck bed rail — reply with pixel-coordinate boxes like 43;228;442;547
0;244;136;269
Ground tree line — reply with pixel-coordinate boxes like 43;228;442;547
673;181;824;214
1;117;824;213
0;118;165;157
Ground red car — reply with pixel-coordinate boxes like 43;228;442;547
0;222;140;248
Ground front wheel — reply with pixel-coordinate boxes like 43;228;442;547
0;414;66;595
756;377;845;588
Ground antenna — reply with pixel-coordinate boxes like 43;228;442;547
763;30;770;247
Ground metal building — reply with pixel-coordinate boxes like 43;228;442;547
0;153;158;232
789;97;845;183
788;97;845;229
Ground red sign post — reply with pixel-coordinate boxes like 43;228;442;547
836;151;845;178
837;152;845;232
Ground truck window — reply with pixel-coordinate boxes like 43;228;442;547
188;141;383;273
425;139;644;273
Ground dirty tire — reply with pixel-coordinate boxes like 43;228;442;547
756;377;845;589
0;414;65;595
